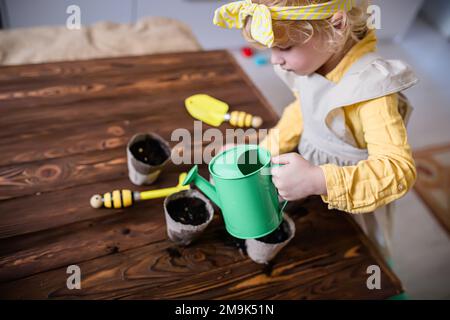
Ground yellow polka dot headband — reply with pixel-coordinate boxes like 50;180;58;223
213;0;355;47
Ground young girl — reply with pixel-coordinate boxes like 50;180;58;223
213;0;418;218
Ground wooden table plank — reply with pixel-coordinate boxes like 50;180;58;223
0;75;248;139
0;53;235;106
0;166;204;282
0;50;402;300
0;169;184;239
0;197;401;299
0;51;232;83
0;98;267;166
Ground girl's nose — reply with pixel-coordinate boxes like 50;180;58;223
270;50;285;66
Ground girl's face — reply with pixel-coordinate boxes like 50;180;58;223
270;35;334;76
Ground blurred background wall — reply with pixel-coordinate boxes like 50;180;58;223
421;0;450;39
1;0;441;49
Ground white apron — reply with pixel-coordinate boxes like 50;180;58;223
274;52;419;258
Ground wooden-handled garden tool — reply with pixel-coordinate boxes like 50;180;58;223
185;94;263;128
90;173;190;209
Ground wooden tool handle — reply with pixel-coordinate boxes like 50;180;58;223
229;111;263;128
90;190;134;209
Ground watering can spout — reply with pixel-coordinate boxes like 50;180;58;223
183;165;221;208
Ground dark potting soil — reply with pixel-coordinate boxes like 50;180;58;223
233;238;247;252
167;197;209;226
130;137;168;166
255;220;290;244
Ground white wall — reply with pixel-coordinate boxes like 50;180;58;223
372;0;424;41
3;0;427;47
421;0;450;39
136;0;245;49
4;0;134;27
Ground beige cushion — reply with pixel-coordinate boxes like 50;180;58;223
0;17;202;65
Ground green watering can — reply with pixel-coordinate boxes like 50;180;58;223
182;144;287;239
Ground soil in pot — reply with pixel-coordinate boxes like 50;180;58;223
255;220;291;244
130;137;169;166
166;197;209;226
245;215;295;264
164;189;214;246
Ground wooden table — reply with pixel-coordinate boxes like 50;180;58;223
0;51;402;299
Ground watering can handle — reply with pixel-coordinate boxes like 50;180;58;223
269;163;289;214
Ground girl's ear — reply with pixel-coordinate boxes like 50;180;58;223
330;11;347;30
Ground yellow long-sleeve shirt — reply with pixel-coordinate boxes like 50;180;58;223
260;31;417;214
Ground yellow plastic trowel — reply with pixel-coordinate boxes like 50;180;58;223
185;94;263;128
90;173;190;209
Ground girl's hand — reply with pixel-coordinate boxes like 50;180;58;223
271;153;327;201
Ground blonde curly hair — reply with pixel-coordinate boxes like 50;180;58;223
243;0;370;51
